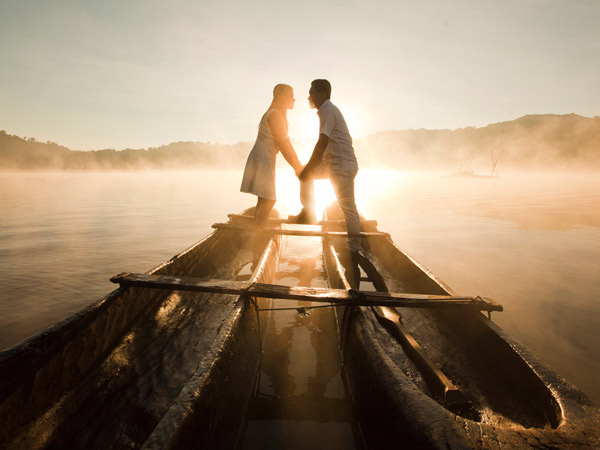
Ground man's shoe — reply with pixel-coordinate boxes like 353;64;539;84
288;209;317;225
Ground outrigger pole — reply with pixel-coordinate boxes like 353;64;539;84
110;272;503;312
211;223;389;238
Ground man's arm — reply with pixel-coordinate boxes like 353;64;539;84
299;133;329;180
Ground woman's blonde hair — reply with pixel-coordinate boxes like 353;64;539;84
273;84;293;99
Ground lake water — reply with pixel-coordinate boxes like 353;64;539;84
1;169;599;408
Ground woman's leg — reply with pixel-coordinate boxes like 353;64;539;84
255;197;276;225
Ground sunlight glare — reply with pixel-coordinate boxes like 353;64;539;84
313;180;336;219
276;169;405;220
275;171;302;217
274;172;335;219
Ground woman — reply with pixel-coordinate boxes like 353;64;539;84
240;84;303;223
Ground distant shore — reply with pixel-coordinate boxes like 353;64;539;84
2;113;600;171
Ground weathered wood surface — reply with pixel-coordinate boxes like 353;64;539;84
212;223;389;238
373;305;469;409
110;272;503;312
110;272;248;294
227;214;378;228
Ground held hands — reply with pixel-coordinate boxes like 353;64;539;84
298;165;311;181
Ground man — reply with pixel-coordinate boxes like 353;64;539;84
289;79;361;288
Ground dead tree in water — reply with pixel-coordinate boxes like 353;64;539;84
491;143;503;177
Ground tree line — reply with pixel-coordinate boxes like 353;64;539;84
2;114;599;171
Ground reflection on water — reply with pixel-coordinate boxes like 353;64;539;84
0;171;250;351
1;169;599;409
240;235;361;449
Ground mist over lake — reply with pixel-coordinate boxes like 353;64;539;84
1;169;599;407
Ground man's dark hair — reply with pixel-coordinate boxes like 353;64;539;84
311;79;331;98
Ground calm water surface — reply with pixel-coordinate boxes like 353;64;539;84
1;169;599;408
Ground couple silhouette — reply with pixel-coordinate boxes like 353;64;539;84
240;79;361;287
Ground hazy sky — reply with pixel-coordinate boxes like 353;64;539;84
1;0;599;150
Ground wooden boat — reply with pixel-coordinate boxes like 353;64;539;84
322;202;600;449
2;204;599;449
0;209;281;450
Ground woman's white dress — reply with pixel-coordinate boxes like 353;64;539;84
240;108;285;201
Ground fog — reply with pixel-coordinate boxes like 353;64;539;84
2;113;599;173
353;113;600;174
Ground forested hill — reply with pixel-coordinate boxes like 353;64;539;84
0;132;251;170
354;113;600;172
1;114;599;171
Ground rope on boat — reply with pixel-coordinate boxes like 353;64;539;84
251;294;495;318
253;301;344;317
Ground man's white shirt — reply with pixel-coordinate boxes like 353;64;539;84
317;99;358;176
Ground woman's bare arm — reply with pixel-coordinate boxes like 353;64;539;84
268;112;303;175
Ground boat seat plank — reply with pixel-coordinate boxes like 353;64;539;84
212;223;389;238
227;214;378;227
110;272;248;295
110;273;502;312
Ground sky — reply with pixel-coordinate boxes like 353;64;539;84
1;0;599;150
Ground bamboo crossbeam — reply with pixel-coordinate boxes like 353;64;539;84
212;223;389;238
110;273;247;295
110;272;503;312
227;214;378;228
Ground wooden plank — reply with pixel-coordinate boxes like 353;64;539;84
227;214;378;227
110;273;502;312
110;272;248;295
248;283;502;311
212;223;389;238
373;305;470;409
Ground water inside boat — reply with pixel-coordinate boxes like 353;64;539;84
237;228;364;450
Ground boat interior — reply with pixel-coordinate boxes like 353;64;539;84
322;202;563;435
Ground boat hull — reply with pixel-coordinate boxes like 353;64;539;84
323;203;600;449
0;210;279;450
